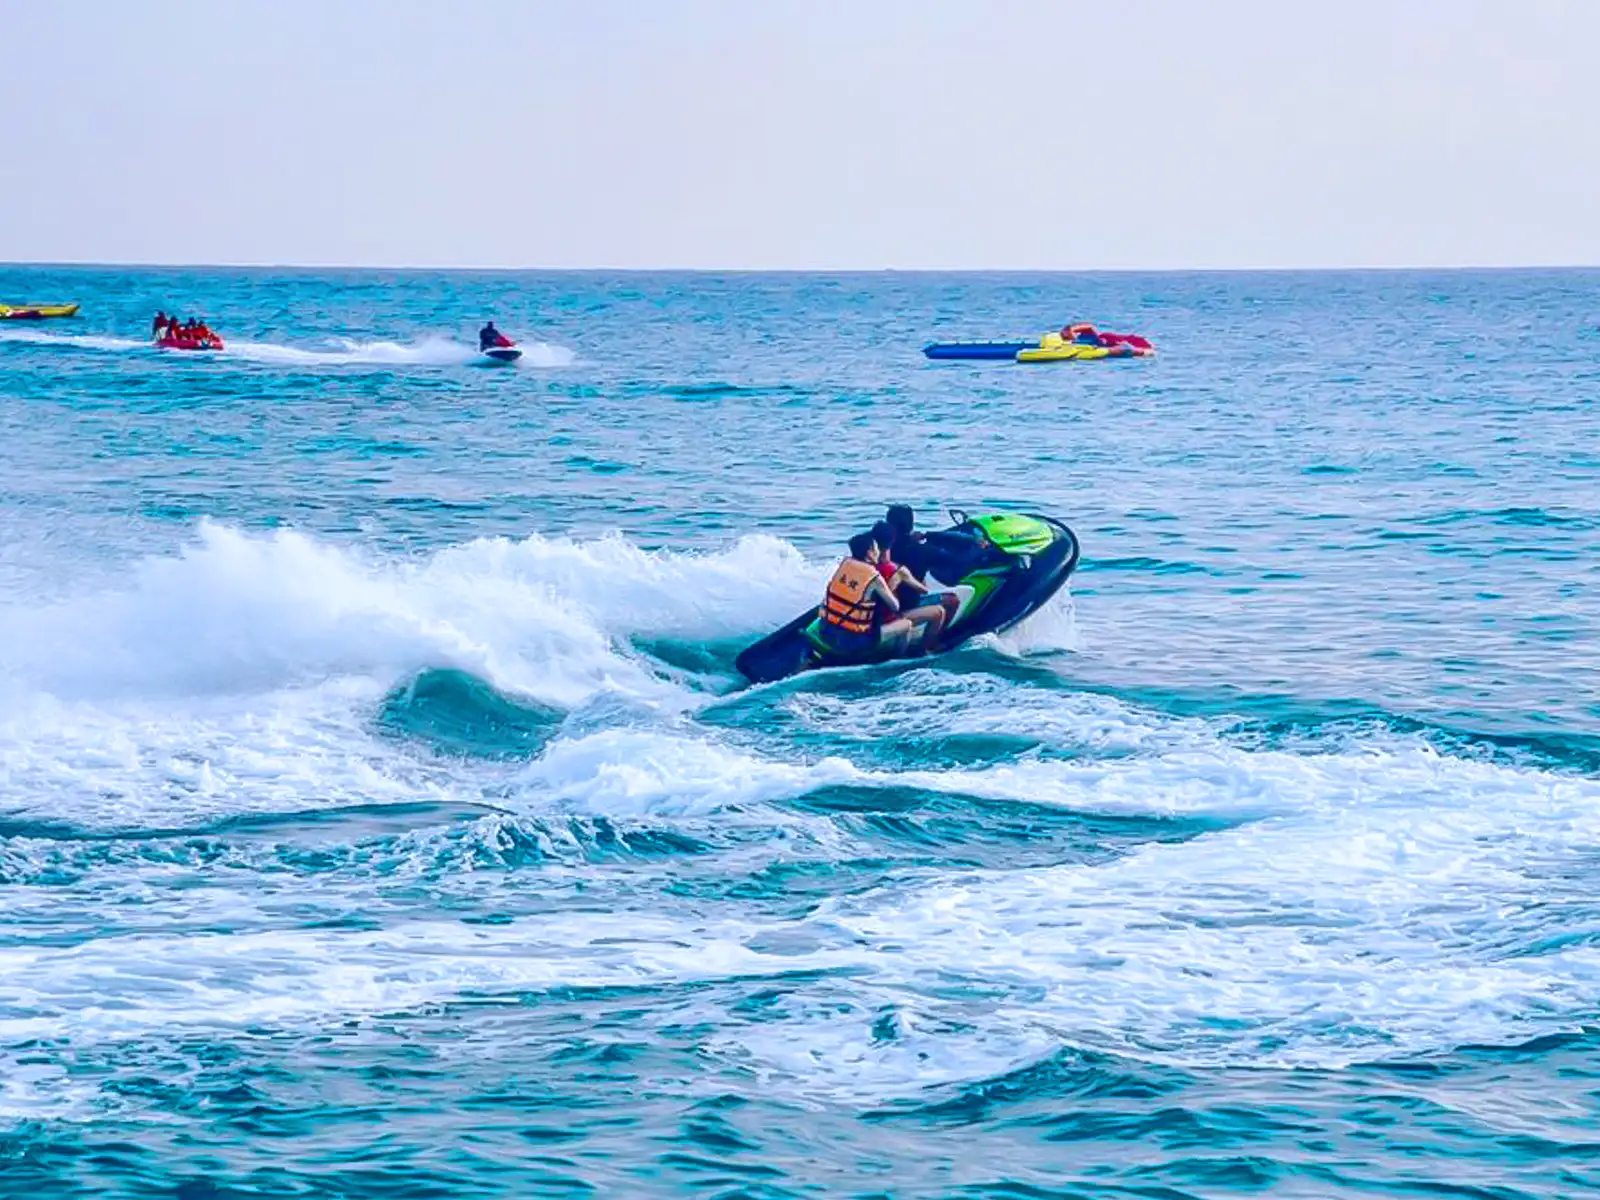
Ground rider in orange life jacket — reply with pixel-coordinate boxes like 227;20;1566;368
819;531;943;657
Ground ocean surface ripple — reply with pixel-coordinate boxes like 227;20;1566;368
2;265;1599;1197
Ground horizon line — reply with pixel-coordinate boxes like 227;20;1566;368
3;259;1599;275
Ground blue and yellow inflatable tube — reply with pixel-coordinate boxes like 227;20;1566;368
925;326;1155;363
923;341;1038;360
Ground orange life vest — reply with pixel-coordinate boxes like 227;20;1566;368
822;558;879;634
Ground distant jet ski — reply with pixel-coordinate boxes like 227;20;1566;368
735;510;1080;684
478;321;520;364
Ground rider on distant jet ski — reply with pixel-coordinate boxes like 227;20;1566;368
479;321;513;351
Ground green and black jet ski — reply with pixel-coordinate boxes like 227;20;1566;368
735;510;1080;684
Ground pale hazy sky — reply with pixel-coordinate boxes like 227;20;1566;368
4;0;1597;270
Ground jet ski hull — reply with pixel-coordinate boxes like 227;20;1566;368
734;513;1080;684
483;347;521;363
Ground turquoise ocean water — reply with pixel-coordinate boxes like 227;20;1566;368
2;265;1599;1197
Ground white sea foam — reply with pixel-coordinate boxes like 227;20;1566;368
5;731;1600;1084
4;521;1599;1100
0;1051;87;1123
989;584;1080;655
0;523;820;826
817;746;1600;1072
0;328;145;353
3;715;1598;1097
226;336;575;368
509;727;858;818
0;686;460;827
782;670;1207;756
505;732;1600;1083
0;911;858;1043
0;520;817;708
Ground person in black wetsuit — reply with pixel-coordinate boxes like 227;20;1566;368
479;320;511;351
871;518;949;651
878;505;969;628
880;505;927;592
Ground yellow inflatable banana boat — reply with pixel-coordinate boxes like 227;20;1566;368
1016;340;1116;363
1015;330;1149;363
0;303;81;320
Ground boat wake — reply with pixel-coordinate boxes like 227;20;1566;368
0;329;575;368
4;520;1598;1105
0;520;820;711
0;329;145;353
227;337;575;368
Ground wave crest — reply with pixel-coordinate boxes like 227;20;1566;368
0;521;821;706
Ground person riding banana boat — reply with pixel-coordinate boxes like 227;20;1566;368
1058;323;1153;352
152;312;224;350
